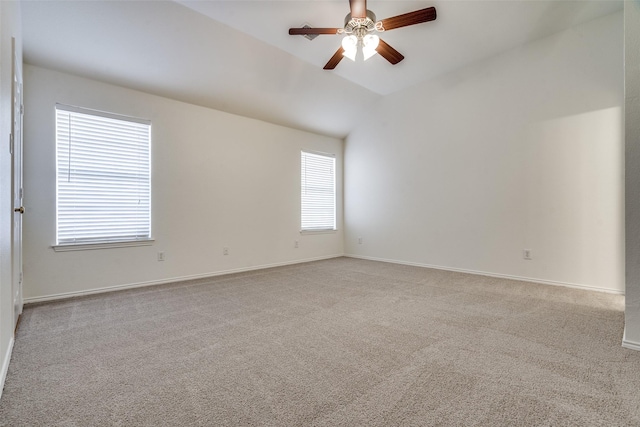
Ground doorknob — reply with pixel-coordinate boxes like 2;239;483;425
14;206;24;214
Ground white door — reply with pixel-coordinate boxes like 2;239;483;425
11;37;24;328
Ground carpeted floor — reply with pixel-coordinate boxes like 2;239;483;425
1;257;639;426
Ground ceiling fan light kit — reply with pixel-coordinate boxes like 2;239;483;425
288;0;436;70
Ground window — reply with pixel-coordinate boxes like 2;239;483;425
55;105;151;247
301;151;336;231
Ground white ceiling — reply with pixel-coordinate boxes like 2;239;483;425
21;0;622;138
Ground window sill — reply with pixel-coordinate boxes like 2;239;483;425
300;229;337;235
52;239;155;252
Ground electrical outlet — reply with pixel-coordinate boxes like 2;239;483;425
223;247;229;256
358;237;363;244
157;251;165;261
294;240;299;248
523;249;532;260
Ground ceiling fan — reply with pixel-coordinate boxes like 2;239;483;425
289;0;436;70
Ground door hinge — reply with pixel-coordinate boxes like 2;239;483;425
9;133;13;155
19;188;23;199
20;104;24;115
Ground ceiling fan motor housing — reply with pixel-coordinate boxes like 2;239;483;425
344;9;378;35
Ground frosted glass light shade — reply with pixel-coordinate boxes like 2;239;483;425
362;34;379;61
342;35;358;61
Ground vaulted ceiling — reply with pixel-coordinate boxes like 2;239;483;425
21;0;622;138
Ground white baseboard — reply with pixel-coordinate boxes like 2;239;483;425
622;328;640;351
23;254;344;304
345;254;624;295
0;337;15;401
621;340;640;351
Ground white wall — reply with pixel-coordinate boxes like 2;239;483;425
0;0;21;396
624;1;640;349
345;12;624;293
23;65;344;301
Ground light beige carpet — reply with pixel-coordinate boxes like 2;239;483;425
1;257;639;426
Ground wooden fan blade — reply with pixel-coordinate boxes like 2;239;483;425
375;39;404;65
289;28;341;35
379;7;436;31
349;0;367;19
324;47;345;70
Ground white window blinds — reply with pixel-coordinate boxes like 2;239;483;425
56;105;151;245
301;151;336;231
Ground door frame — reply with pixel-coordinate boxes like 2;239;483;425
10;36;24;329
